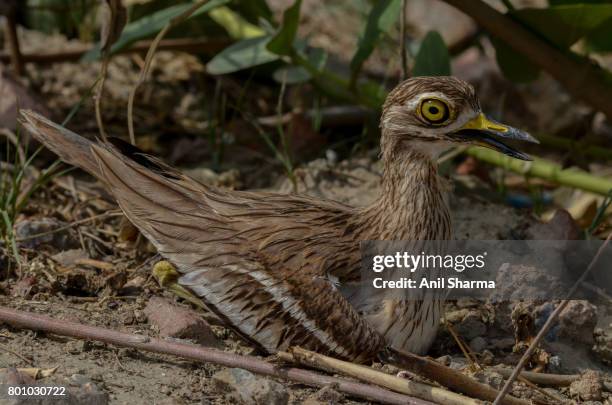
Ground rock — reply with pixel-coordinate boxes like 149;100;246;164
454;310;487;340
525;209;580;241
118;275;146;295
51;249;89;268
65;380;109;405
303;385;343;405
10;276;37;297
212;368;289;405
144;297;220;347
569;370;602;401
15;218;79;250
469;336;487;353
489;337;515;350
558;300;597;345
474;370;504;390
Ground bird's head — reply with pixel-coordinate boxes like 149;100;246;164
381;76;538;160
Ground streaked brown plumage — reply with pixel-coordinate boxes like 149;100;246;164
20;77;537;362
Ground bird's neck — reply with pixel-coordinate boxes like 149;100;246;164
361;135;451;240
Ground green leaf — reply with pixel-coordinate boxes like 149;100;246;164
585;16;612;52
273;66;311;84
272;47;327;84
267;0;302;55
349;0;402;80
513;4;612;48
81;0;230;62
207;35;279;74
491;4;612;82
412;31;451;77
209;6;265;39
231;0;274;24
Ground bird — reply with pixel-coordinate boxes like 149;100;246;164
20;76;538;363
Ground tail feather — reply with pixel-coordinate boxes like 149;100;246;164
19;110;101;178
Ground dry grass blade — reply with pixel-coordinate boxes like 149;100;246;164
95;0;127;140
127;0;210;145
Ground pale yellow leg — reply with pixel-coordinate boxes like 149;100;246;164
152;260;207;310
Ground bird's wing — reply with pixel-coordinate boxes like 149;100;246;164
90;143;382;360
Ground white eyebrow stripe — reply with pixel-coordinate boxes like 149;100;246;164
405;92;452;110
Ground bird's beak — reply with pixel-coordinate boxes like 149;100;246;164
451;113;539;161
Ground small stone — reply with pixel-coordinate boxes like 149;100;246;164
10;276;37;298
51;249;88;267
212;368;288;405
558;300;597;345
455;310;487;340
66;381;109;405
303;385;343;405
68;373;92;386
119;275;147;295
144;297;220;347
525;209;580;241
435;355;451;366
474;370;504;390
569;370;602;401
469;336;487;353
134;309;147;323
489;337;515;350
593;325;612;364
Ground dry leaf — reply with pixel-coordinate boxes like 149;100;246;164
100;0;128;52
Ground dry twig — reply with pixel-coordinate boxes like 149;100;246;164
283;347;480;405
0;307;434;405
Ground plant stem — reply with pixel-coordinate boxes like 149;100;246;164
466;147;612;196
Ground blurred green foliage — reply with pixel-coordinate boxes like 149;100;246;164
20;0;612;100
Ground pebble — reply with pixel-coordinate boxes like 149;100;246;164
212;368;289;405
469;336;487;353
557;300;597;344
303;385;343;405
144;297;220;347
569;370;603;401
454;310;487;340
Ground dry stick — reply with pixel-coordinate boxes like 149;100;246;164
0;308;433;405
3;6;23;76
382;348;530;405
493;233;612;405
442;0;612;121
399;0;409;80
15;211;122;242
283;347;479;405
127;0;210;145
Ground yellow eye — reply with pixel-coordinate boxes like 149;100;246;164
420;99;450;125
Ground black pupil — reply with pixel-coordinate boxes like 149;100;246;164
429;106;439;114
